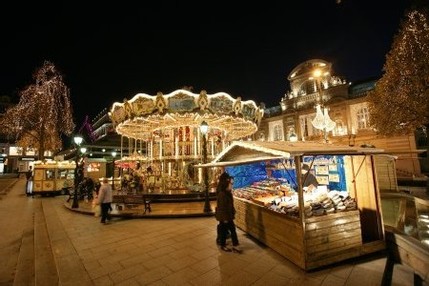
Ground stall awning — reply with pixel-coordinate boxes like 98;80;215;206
196;140;385;168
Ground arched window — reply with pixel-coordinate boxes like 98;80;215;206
299;80;316;96
356;107;370;129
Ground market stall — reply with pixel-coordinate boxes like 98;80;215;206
199;140;388;270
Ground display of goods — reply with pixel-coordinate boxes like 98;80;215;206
252;179;285;191
233;180;358;218
232;188;253;200
252;195;280;207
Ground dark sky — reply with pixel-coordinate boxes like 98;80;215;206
0;1;410;127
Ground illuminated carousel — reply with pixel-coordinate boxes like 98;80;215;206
109;89;263;194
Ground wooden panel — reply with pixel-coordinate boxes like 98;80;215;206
235;199;370;271
42;180;55;191
305;246;363;270
234;198;306;269
385;229;429;282
345;155;384;243
306;225;361;247
358;134;420;177
304;209;363;269
362;240;386;254
305;220;361;237
374;155;398;192
34;169;44;181
305;211;360;231
307;235;362;254
33;181;42;192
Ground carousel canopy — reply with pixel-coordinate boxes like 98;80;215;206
109;89;264;141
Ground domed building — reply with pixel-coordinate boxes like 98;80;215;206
257;59;425;190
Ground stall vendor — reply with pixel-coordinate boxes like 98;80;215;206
301;164;319;192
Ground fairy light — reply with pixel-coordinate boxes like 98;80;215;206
0;61;75;159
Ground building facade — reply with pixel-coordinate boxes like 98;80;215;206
258;59;423;179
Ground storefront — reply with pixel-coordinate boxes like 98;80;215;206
201;140;389;270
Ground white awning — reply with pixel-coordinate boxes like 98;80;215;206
195;140;386;168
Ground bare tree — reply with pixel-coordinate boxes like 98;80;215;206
367;5;429;136
0;61;75;160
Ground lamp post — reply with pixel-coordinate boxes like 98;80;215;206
200;121;212;213
310;69;336;143
72;135;83;209
111;151;117;189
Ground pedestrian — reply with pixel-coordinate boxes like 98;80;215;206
215;171;241;253
215;174;230;245
97;177;113;224
25;166;33;196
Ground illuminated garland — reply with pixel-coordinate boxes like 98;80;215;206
0;61;75;159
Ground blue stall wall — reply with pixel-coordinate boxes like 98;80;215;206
226;155;347;191
225;162;267;188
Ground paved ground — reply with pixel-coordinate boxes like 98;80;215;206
0;177;427;285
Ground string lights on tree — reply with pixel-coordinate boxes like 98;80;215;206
0;61;75;160
367;6;429;136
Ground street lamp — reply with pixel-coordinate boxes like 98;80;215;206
310;69;336;143
200;121;212;213
111;151;117;189
72;135;83;209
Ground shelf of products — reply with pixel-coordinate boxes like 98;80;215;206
233;178;357;218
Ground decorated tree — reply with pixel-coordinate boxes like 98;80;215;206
0;61;75;160
367;4;429;136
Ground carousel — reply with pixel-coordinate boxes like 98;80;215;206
108;89;264;195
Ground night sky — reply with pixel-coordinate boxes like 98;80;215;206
0;1;410;127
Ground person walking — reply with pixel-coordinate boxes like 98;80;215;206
215;171;241;253
25;166;33;196
98;177;113;224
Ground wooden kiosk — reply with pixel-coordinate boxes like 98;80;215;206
202;141;387;271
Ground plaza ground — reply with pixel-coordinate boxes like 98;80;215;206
0;176;427;285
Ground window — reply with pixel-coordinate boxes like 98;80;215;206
334;120;346;136
274;124;283;141
59;169;67;179
269;120;284;141
45;169;55;179
356;107;370;129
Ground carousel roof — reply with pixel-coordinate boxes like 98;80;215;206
108;89;264;141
